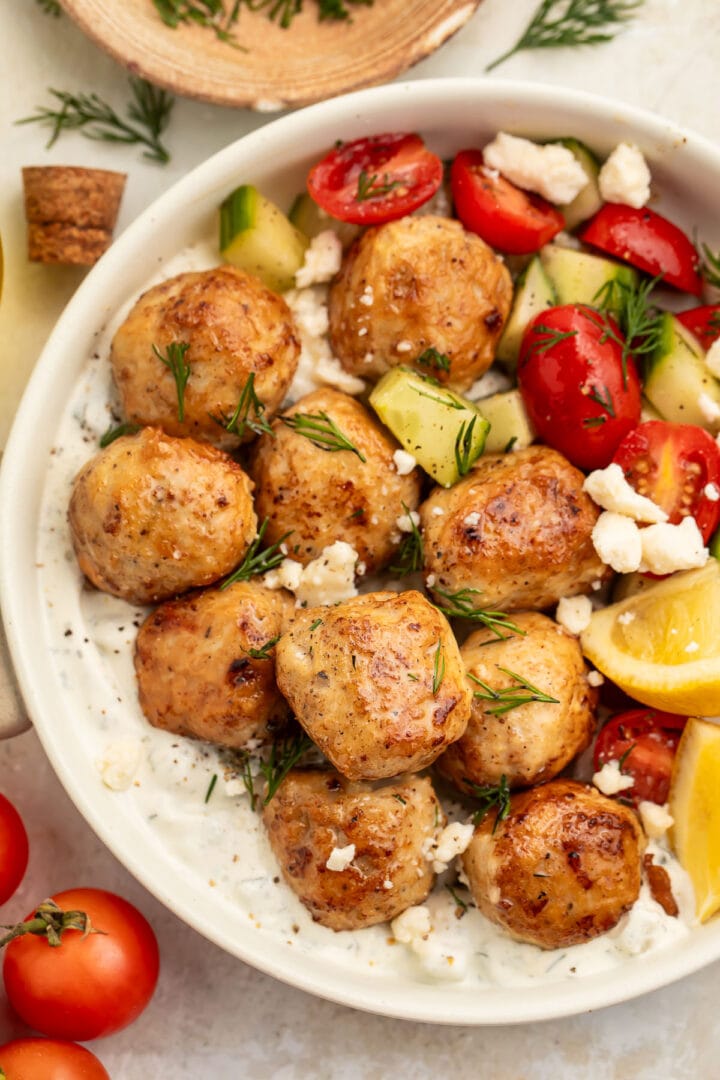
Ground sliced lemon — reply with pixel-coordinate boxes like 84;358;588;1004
669;717;720;922
580;561;720;716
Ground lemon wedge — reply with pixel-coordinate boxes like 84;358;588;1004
580;561;720;716
669;717;720;922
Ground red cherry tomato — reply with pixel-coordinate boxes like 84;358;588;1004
594;708;687;805
676;305;720;351
307;133;442;226
3;888;159;1041
450;149;565;254
612;420;720;543
580;204;702;296
518;304;642;470
0;793;29;906
0;1038;109;1080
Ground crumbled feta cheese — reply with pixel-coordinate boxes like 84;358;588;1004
264;541;358;607
638;801;674;839
555;594;593;635
393;449;417;476
391;905;431;944
465;368;513;401
326;843;356;871
396;509;420;533
598;142;652;209
587;670;605;687
285;285;365;399
591;511;643;573
706;339;720;379
96;740;143;791
698;392;720;427
294;230;342;288
430;821;475;873
583;463;668;523
639;516;709;575
705;482;720;501
617;610;636;626
483;132;589;205
593;760;635;796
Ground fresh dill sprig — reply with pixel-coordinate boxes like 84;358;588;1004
416;347;451;373
454;415;484;478
204;773;218;803
389;502;423;577
153;342;191;422
260;733;314;804
243;635;281;661
211;373;274;440
522;324;578;361
221;518;292;589
18;78;175;165
593;274;664;386
36;0;61;15
618;742;636;771
356;169;402;202
99;422;141;448
432;640;446;696
280;410;366;462
486;0;643;72
699;242;720;290
152;0;245;45
445;883;470;915
582;382;615;428
409;384;465;411
709;311;720;335
433;587;526;641
469;775;511;833
468;666;560;716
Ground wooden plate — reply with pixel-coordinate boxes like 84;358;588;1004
59;0;483;110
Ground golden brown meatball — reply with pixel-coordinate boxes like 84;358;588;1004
135;580;294;748
250;387;421;571
110;266;300;449
327;215;512;391
275;590;471;781
462;780;645;949
263;769;440;930
68;427;257;605
437;612;597;792
420;446;607;612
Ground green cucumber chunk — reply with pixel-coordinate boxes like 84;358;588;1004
710;527;720;560
496;256;557;368
540;245;638;310
220;184;309;293
644;313;720;429
369;367;489;488
554;138;602;231
289;192;360;249
475;389;536;454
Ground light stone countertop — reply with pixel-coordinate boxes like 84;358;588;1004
1;0;720;1075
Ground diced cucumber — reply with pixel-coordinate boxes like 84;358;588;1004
644;313;720;429
710;527;720;560
220;184;309;293
288;192;360;250
540;245;638;310
369;367;489;488
496;256;557;368
554;138;603;231
475;389;536;453
640;397;663;423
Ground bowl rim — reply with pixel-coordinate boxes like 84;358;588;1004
3;77;720;1025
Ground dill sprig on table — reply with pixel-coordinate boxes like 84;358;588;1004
153;0;372;37
486;0;644;72
17;78;175;164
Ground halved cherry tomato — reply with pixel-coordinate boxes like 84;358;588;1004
612;420;720;543
518;304;642;470
580;204;702;296
677;305;720;351
594;708;687;805
450;149;565;254
0;793;29;906
307;133;443;226
0;1038;109;1079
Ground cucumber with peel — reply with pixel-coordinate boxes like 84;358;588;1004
289;192;360;250
496;256;557;368
644;313;720;430
540;245;638;311
475;389;536;453
554;138;602;230
220;184;308;293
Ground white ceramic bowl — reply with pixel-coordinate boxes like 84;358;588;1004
2;79;720;1025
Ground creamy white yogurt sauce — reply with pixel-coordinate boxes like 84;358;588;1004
35;238;696;989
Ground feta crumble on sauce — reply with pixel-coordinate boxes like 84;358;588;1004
43;124;716;994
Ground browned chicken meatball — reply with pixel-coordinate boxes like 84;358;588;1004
110;266;300;449
462;780;645;949
328;215;512;391
135;580;294;748
250;387;421;571
275;590;471;781
420;446;607;611
263;769;440;930
437;612;597;792
68;427;257;605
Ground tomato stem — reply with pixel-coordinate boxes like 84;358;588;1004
0;898;104;948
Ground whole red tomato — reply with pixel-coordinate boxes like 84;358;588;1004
0;794;29;906
0;1038;109;1080
594;708;687;805
518;304;642;471
3;888;159;1041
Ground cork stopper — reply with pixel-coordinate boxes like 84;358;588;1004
22;165;127;265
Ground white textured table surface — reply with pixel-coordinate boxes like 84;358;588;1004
2;0;720;1075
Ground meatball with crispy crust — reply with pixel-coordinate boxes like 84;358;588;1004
110;266;300;450
250;387;421;571
275;590;471;781
462;780;645;949
420;446;608;612
328;215;512;391
135;580;294;749
68;427;257;605
263;769;441;930
437;612;597;793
